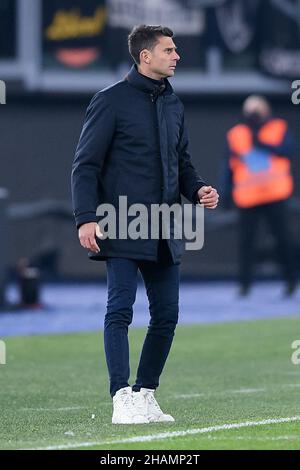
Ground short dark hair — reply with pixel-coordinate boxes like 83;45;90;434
128;25;174;65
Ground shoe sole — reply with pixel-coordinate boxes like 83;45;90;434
148;416;175;423
112;416;149;424
112;420;149;424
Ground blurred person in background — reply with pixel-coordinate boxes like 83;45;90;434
71;25;219;424
220;95;297;297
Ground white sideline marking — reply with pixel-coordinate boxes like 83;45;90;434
174;388;265;399
34;415;300;450
174;393;206;399
285;384;300;388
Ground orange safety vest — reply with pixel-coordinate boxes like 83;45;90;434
227;119;293;208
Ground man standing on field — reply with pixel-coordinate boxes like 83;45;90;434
71;25;219;424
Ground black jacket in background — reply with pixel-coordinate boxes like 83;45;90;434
71;64;206;263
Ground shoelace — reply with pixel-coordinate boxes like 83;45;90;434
145;392;162;414
119;390;136;413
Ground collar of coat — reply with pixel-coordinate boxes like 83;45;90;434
125;64;173;100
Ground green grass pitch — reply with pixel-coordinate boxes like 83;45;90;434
1;317;300;450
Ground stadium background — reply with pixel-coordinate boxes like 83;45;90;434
1;0;300;283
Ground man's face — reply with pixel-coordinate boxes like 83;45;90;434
146;36;180;79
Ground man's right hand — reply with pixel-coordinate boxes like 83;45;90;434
78;222;103;253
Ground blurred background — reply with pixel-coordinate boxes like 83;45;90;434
0;0;300;319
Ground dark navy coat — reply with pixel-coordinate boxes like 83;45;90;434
71;65;206;263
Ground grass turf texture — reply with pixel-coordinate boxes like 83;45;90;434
1;317;300;450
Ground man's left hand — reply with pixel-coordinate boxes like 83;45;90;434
197;186;219;209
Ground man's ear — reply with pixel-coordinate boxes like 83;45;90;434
140;49;151;64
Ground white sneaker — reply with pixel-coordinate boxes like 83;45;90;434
112;386;149;424
132;388;175;423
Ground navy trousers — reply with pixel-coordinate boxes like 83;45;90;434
104;251;180;397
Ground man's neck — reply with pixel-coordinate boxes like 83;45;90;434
137;65;164;83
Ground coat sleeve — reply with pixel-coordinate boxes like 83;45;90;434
255;128;295;160
71;92;116;228
177;112;206;204
219;140;233;209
